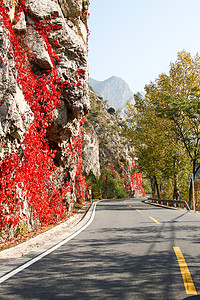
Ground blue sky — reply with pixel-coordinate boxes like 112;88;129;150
88;0;200;93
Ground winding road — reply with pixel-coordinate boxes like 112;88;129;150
0;198;200;299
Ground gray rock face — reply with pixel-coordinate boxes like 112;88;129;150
0;0;91;240
0;0;90;154
0;22;33;159
25;27;53;70
85;88;133;172
26;0;62;19
13;11;27;33
82;126;100;177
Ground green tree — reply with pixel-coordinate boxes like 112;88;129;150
85;169;129;200
125;92;189;200
145;50;200;206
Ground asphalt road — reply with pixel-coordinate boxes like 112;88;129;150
0;198;200;300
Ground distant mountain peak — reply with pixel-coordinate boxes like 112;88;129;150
105;75;121;81
89;76;134;118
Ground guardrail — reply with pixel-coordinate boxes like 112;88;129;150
145;197;190;211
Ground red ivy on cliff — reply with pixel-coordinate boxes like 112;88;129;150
117;158;145;196
0;1;88;234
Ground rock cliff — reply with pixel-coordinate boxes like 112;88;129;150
0;0;90;241
83;87;145;199
0;0;144;243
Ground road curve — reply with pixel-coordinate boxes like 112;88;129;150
0;198;200;300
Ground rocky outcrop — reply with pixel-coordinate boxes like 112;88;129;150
83;88;145;198
0;14;33;159
0;0;90;241
82;123;100;177
0;0;90;156
85;88;131;168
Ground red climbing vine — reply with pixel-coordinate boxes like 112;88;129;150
117;157;145;197
0;1;88;235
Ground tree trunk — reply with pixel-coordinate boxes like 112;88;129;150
173;174;179;201
155;176;160;199
150;177;155;197
150;176;160;199
189;160;197;208
189;179;192;208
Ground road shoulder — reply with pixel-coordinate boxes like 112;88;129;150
0;202;94;278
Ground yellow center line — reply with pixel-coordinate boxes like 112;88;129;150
173;247;197;295
149;216;160;224
123;201;141;212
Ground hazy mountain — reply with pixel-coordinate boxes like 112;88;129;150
89;76;134;118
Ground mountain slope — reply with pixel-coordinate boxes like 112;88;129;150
89;76;134;117
83;87;145;199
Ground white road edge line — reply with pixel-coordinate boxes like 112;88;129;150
0;201;99;284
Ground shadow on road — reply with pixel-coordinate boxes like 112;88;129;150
183;296;200;299
0;199;199;299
